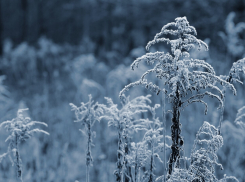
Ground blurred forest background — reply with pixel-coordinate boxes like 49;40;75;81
0;0;244;181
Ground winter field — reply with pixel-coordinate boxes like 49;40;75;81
0;1;244;182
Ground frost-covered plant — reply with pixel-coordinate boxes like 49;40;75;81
128;104;170;182
0;108;49;182
127;142;150;182
70;95;104;182
219;12;245;58
225;57;245;84
166;121;238;182
219;57;245;132
102;95;151;182
166;167;190;182
140;104;164;182
120;17;236;177
189;121;224;182
187;121;238;182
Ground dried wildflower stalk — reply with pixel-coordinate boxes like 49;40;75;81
70;95;104;182
0;108;49;181
120;17;236;178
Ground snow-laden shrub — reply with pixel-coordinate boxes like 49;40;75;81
70;54;97;84
1;40;37;85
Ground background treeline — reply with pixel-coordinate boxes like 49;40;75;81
0;0;245;58
0;0;244;182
